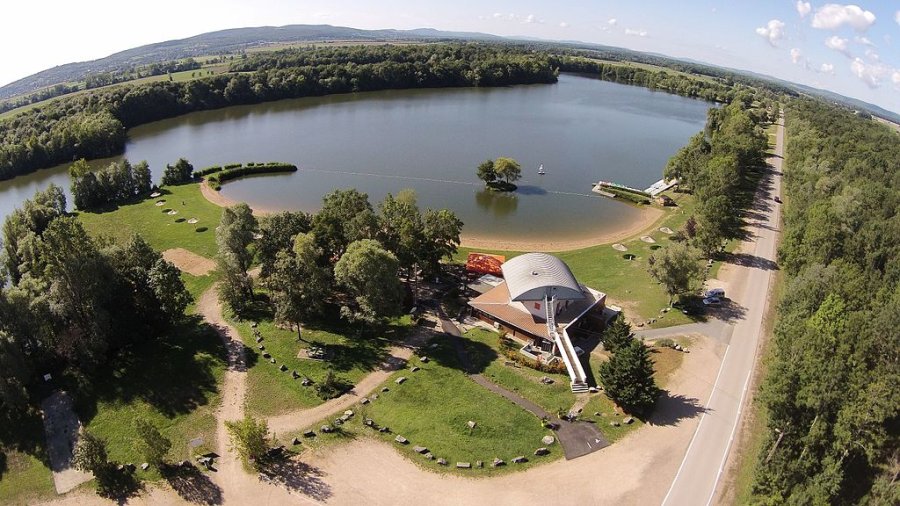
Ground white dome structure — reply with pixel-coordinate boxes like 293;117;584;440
500;253;585;302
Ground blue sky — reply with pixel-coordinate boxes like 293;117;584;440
3;1;899;112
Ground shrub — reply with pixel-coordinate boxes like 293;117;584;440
498;336;568;374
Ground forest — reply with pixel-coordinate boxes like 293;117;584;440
0;44;557;181
750;99;899;504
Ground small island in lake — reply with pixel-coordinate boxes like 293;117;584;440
476;157;522;192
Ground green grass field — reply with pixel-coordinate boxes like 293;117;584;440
78;184;224;259
68;321;228;476
462;328;575;412
231;297;413;417
0;410;55;505
290;333;559;474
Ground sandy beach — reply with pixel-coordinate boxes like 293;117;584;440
201;181;666;252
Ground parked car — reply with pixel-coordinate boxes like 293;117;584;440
704;288;725;299
703;297;721;306
573;346;585;356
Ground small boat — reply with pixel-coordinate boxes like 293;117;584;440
537;164;546;175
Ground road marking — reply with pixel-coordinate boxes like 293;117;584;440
660;342;732;506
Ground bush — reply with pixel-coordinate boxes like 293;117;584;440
655;338;676;348
315;370;351;400
205;162;297;190
498;336;568;374
195;165;223;177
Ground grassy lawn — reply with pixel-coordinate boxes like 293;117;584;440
0;411;55;506
65;320;227;479
78;184;223;259
233;297;413;417
462;328;575;413
289;333;559;474
457;193;701;328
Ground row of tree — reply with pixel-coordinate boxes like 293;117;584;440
599;317;660;416
217;189;463;332
750;100;899;504
0;44;559;181
0;185;192;424
70;159;152;210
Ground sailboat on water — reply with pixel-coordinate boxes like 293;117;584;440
537;163;546;175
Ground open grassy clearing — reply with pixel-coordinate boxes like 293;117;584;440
0;411;55;505
59;321;227;480
232;296;412;417
289;333;559;475
462;328;575;413
78;184;223;259
457;193;700;327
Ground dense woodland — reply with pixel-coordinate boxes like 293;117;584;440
750;100;899;504
0;44;557;181
0;186;192;422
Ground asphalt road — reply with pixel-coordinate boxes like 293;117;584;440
662;114;784;506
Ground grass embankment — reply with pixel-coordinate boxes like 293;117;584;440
78;184;224;259
457;191;699;328
231;298;413;417
290;333;558;474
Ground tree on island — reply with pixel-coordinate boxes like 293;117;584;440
476;159;497;184
494;157;522;184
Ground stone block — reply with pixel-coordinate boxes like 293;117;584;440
304;430;316;437
466;420;477;429
437;458;447;466
457;462;471;469
395;435;408;444
491;458;505;467
534;448;550;456
512;456;527;464
413;446;428;454
395;376;407;384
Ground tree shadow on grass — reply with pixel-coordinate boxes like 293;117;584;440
96;464;143;503
433;333;498;375
71;318;229;423
161;464;223;505
646;392;708;427
259;456;332;502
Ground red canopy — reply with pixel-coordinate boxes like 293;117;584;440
466;252;506;277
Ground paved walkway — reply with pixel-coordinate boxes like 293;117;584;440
635;319;734;344
441;314;609;460
41;391;93;494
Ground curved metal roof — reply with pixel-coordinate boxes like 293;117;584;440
501;253;585;302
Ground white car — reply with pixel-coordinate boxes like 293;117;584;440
704;288;725;298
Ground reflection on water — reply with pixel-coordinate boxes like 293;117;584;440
475;189;519;218
0;74;710;243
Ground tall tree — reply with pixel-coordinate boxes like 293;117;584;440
334;239;402;322
311;189;377;261
216;204;257;315
476;159;496;184
256;211;312;279
420;208;463;276
601;316;634;354
161;158;194;186
648;242;703;304
599;339;660;415
265;233;330;339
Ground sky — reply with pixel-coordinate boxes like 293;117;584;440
2;1;899;113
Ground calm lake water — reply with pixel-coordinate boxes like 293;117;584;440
0;74;710;242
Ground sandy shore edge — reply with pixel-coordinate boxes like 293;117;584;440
200;180;666;252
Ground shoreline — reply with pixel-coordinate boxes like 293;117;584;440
200;180;665;252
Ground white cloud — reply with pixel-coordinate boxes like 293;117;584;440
796;1;811;18
893;71;900;87
811;4;876;31
625;28;648;37
850;57;890;88
492;12;502;19
608;18;617;26
896;10;900;25
790;48;803;64
559;21;569;28
524;14;536;24
864;48;879;62
756;19;786;46
825;35;850;54
820;63;835;73
854;36;874;46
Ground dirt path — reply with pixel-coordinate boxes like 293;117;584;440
267;345;414;437
162;248;216;276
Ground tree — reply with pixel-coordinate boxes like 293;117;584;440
148;258;192;324
0;331;29;419
648;242;703;304
334;239;402;321
377;192;423;273
599;339;660;415
265;233;330;339
132;161;152;195
256;211;312;279
72;431;110;474
311;189;377;260
601;317;634;354
161;158;194;186
134;419;172;468
420;208;463;275
476;159;496;184
225;415;270;468
493;157;522;184
216;203;257;315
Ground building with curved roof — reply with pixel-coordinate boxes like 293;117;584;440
468;253;609;392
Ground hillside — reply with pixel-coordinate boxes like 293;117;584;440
0;25;501;100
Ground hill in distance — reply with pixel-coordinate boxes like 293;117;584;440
2;24;897;123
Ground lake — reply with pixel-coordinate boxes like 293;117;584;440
0;74;710;245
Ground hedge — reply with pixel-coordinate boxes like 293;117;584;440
206;162;298;191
